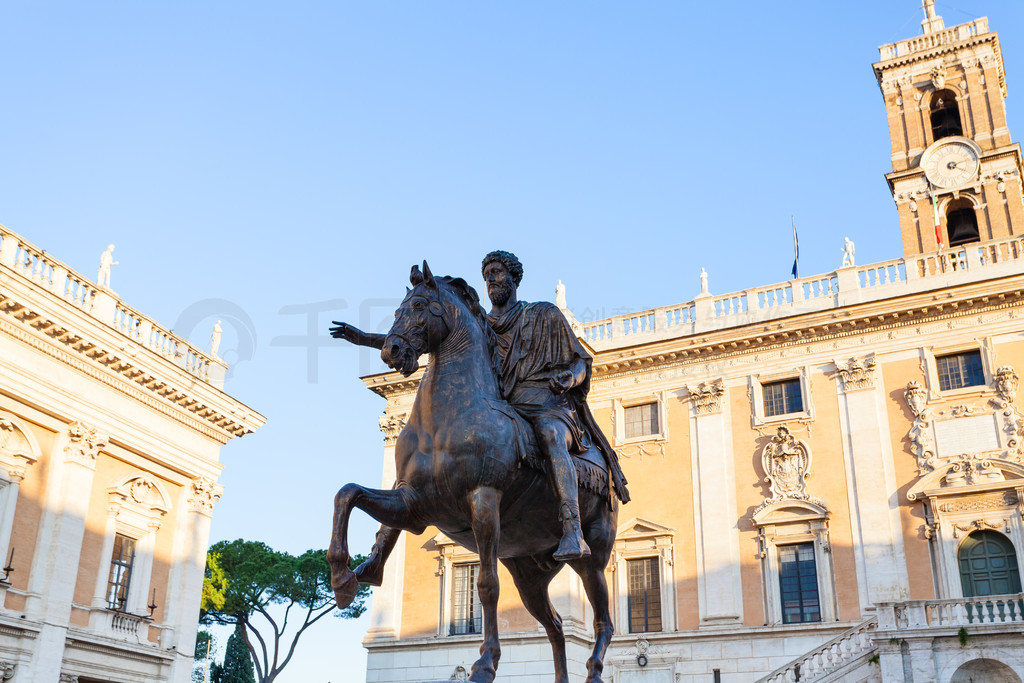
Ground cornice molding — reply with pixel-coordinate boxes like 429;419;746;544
0;294;262;443
590;287;1024;381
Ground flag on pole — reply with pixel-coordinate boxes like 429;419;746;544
791;216;799;279
931;191;944;249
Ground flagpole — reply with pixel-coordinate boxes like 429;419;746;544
791;216;800;279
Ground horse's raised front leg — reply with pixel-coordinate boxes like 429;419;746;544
468;487;502;683
328;483;424;608
569;557;614;683
502;556;567;683
353;524;401;587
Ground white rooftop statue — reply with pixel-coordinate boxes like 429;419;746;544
699;268;709;295
555;280;567;310
210;320;223;358
842;237;856;268
97;244;118;290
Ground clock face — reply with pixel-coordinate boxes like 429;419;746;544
921;139;980;189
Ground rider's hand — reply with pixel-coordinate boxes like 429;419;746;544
330;321;365;345
549;370;575;394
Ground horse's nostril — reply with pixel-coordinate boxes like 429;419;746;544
391;344;401;358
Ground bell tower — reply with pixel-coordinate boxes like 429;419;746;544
874;1;1024;256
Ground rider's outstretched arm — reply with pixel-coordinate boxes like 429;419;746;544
330;322;387;350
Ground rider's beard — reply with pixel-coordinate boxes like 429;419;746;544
488;281;515;307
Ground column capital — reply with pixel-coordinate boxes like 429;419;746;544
188;477;223;516
64;421;108;467
686;379;725;415
378;413;408;447
834;354;878;392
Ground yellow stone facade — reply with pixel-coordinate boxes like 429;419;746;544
362;8;1024;683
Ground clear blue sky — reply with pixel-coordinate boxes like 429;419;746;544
3;2;1022;680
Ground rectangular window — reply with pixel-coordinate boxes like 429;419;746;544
763;379;803;417
936;350;985;391
627;557;662;633
779;543;820;624
449;563;481;636
106;533;136;610
624;403;659;439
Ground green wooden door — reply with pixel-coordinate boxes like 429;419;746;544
958;530;1022;597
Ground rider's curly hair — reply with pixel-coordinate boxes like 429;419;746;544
481;250;524;287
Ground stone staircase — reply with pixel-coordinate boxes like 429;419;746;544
755;618;879;683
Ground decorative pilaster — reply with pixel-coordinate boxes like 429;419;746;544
163;475;222;682
835;362;910;611
687;380;744;626
24;421;107;681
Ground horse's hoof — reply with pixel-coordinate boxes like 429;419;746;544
469;662;496;683
353;556;384;587
333;570;359;608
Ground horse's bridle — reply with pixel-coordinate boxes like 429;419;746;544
391;286;451;354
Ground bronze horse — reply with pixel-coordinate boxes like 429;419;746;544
327;263;617;683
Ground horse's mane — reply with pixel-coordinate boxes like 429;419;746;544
437;276;501;383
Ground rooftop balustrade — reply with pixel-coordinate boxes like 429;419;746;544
877;17;988;61
0;224;223;384
579;235;1024;352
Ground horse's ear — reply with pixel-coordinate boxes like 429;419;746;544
422;261;436;289
410;265;423;286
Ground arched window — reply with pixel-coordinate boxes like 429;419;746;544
958;530;1022;597
931;89;963;141
945;198;980;246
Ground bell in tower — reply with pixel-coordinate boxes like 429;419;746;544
874;1;1024;256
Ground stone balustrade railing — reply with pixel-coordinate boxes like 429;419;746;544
878;17;988;60
0;224;222;384
757;617;878;683
878;593;1024;630
579;234;1024;351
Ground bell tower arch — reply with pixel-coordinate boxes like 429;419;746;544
873;1;1024;256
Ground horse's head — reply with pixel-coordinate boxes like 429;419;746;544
382;261;451;376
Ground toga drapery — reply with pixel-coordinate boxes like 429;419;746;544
486;301;630;504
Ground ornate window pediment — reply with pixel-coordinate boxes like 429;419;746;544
749;428;835;625
0;414;40;481
610;517;676;633
611;393;668;459
107;475;171;536
432;532;481;638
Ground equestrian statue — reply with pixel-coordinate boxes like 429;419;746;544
327;251;629;683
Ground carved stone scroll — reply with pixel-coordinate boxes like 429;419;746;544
904;381;928;417
995;365;1019;403
761;426;812;501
